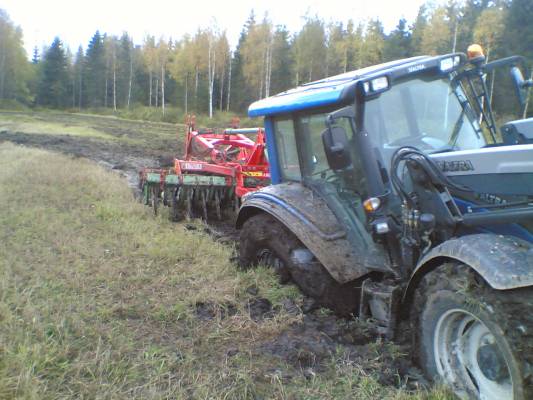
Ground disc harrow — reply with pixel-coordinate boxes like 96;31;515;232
139;116;270;221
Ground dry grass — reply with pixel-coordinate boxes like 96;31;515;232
0;142;452;399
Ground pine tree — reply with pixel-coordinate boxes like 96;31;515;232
36;37;69;108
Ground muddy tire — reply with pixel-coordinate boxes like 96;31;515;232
414;263;533;400
239;213;359;315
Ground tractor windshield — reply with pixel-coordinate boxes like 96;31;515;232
364;76;487;162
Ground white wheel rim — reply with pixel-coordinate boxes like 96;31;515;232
434;308;513;400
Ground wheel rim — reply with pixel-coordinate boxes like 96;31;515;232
434;308;513;400
256;248;283;269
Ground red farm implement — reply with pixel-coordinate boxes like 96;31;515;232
139;116;270;221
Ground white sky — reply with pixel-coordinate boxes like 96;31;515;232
3;0;432;56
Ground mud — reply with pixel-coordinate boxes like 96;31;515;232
192;293;425;390
259;301;426;388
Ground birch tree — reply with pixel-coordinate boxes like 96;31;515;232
169;35;195;114
157;37;170;114
216;32;230;111
241;16;273;99
0;9;30;102
207;29;216;118
143;35;157;106
292;16;327;84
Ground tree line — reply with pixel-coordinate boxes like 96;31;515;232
1;0;532;119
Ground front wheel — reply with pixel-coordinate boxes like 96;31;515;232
414;264;532;400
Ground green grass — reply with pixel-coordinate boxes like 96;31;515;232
0;143;453;399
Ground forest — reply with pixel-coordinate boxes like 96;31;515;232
0;0;532;121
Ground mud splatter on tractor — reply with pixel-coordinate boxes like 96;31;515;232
139;116;270;221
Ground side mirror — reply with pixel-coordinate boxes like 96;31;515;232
510;66;533;113
322;126;352;170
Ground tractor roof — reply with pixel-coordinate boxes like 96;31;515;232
248;55;436;118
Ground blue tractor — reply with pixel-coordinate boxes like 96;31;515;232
236;45;533;399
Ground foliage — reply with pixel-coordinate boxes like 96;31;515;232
0;1;532;117
0;10;31;103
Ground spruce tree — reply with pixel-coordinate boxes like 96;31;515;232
36;37;69;108
85;31;106;107
383;18;412;61
31;47;40;64
504;0;533;60
229;12;255;112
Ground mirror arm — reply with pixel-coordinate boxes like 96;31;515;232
522;79;533;88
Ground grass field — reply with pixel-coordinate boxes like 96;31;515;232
0;110;181;150
0;115;453;399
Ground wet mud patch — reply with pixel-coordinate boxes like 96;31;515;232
193;297;274;322
194;301;238;321
257;307;427;390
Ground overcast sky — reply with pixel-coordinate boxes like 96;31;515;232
3;0;433;56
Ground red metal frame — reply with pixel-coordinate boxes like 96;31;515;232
141;116;270;200
177;118;270;196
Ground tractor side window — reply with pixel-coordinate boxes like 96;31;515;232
274;118;301;181
298;112;365;193
298;110;369;226
298;113;334;179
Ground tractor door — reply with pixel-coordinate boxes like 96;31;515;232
295;110;375;250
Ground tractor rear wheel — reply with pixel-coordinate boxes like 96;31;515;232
414;263;533;400
239;213;359;315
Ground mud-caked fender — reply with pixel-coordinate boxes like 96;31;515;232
406;234;533;297
236;182;391;283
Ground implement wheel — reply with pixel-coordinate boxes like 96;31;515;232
151;186;160;216
414;263;533;400
170;187;185;222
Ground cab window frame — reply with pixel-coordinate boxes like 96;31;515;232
272;115;302;182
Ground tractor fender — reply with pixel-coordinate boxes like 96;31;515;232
236;182;391;283
407;234;533;294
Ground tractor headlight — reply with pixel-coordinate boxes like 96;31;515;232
371;76;389;91
363;77;389;94
439;56;461;72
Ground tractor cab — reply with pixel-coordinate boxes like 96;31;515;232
246;48;533;246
